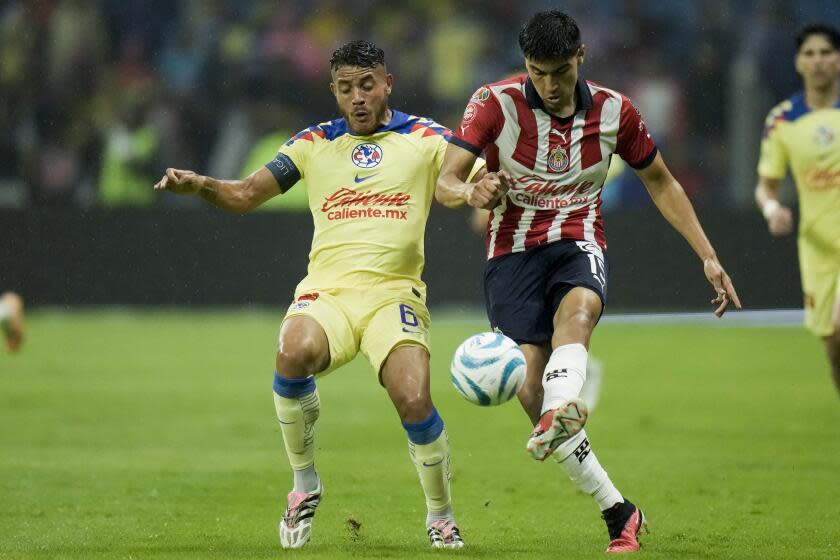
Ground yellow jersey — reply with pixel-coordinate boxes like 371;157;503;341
267;110;458;294
758;92;840;255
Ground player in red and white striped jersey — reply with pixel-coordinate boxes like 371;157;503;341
436;10;741;554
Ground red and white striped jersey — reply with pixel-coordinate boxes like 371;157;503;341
450;75;657;259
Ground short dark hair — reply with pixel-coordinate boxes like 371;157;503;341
796;23;840;51
329;40;385;71
518;10;581;60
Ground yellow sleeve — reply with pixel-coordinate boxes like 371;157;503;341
467;156;486;182
757;110;789;180
277;130;315;179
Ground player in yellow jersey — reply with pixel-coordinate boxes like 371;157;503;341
755;24;840;398
154;41;489;549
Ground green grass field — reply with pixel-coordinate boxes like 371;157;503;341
1;311;838;560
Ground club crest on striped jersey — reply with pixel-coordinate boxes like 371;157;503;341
547;145;570;173
351;143;383;168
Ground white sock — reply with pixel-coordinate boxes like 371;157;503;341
0;300;9;323
555;430;623;510
425;504;454;526
293;465;320;493
579;357;604;413
541;343;588;414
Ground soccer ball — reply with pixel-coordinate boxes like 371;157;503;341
450;332;526;406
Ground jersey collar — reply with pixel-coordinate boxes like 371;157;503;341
524;75;593;119
345;109;410;137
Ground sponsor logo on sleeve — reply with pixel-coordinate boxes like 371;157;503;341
471;86;491;106
462;103;478;124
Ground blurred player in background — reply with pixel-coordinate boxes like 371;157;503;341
755;23;840;398
0;291;25;353
155;41;483;550
437;10;740;553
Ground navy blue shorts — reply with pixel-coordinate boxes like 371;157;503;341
484;239;608;345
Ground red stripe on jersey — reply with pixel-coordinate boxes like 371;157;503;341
490;202;525;257
501;87;538;170
524;209;560;249
616;94;656;167
484;143;500;172
556;205;591;242
594;197;606;249
580;91;609;170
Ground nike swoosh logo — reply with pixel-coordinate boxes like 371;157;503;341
278;420;296;425
402;327;423;334
354;173;378;183
422;459;444;467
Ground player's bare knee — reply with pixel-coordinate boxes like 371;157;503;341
394;391;433;423
555;308;598;344
275;337;328;377
570;308;599;331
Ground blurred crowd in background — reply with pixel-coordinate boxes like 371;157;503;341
0;0;836;211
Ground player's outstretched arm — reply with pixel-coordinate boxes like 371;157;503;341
636;153;742;317
153;167;281;214
754;176;794;236
436;144;511;209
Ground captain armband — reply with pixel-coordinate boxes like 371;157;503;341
264;153;302;193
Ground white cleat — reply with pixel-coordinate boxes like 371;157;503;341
525;398;588;461
279;480;323;549
427;519;464;549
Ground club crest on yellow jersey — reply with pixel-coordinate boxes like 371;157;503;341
351;143;383;168
814;125;835;149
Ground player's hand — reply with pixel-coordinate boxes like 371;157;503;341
765;204;793;236
466;170;512;209
154;168;204;195
703;256;741;317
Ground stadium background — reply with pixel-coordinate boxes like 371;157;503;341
2;0;837;309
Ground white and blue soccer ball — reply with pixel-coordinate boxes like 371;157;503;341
450;332;526;406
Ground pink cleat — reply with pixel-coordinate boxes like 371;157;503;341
603;500;647;554
279;480;323;549
525;398;588;461
427;519;464;549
